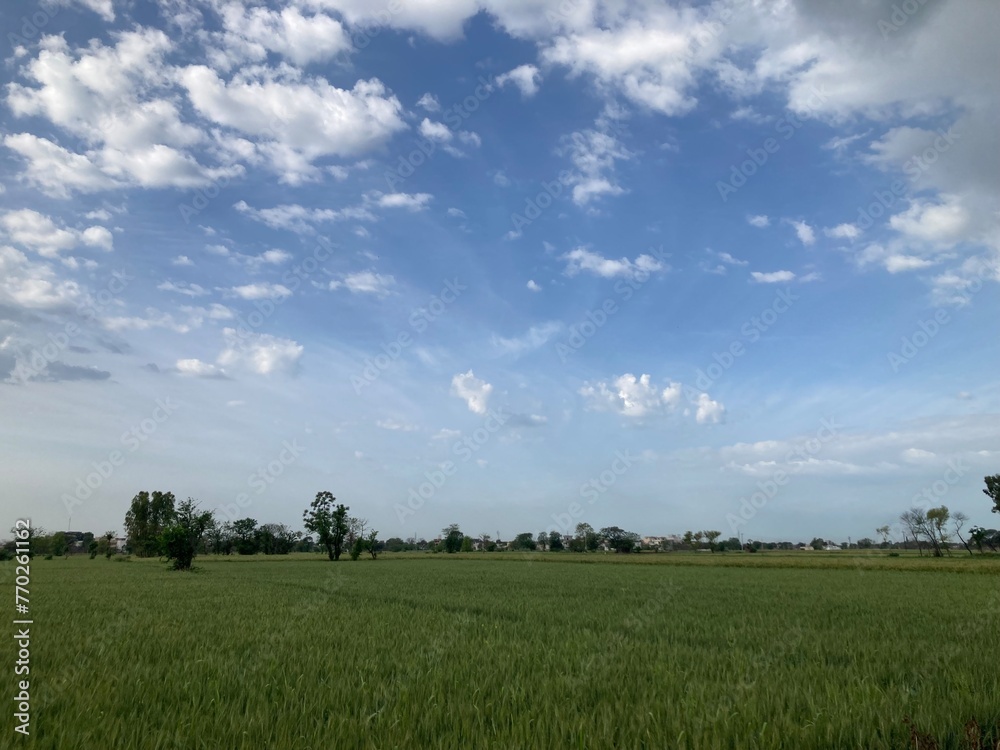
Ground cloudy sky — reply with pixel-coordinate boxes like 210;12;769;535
1;0;997;543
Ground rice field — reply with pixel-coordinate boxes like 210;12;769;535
7;552;1000;749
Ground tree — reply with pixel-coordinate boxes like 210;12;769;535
511;532;536;551
257;523;299;555
703;530;721;552
810;537;825;550
231;518;259;555
969;526;990;554
124;491;176;556
365;530;380;559
857;537;875;549
900;509;928;556
100;531;115;559
536;531;548;551
682;531;697;551
548;531;564;551
460;535;473;552
984;475;1000;514
159;498;213;570
926;506;951;556
951;511;973;556
88;540;99;559
600;527;640;554
876;525;892;548
303;492;350;561
50;531;68;556
442;524;464;553
574;523;598;552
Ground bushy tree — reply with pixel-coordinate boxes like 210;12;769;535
124;491;176;556
460;535;474;552
703;530;721;552
442;524;464;553
258;523;300;555
511;532;536;551
230;518;259;555
160;498;213;570
548;531;564;551
600;526;640;553
50;531;68;556
984;475;1000;514
303;492;350;561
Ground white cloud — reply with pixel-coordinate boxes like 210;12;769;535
0;245;85;310
496;64;542;97
172;255;194;266
750;270;796;284
230;283;292;300
747;214;770;228
562;247;667;280
788;220;816;246
451;370;492;415
211;4;351;68
492;321;562;356
328;271;395;297
561;127;632;206
416;93;440;112
217;328;303;376
418;118;452;142
176;358;224;378
889;196;971;247
447;207;466;218
824;223;861;241
234;200;374;233
3;134;119;197
374;192;433;210
158;280;209;297
180;66;406;183
579;373;719;423
885;255;935;274
1;209;112;258
526;280;541;292
694;393;725;424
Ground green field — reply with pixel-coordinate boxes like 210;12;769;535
7;553;1000;749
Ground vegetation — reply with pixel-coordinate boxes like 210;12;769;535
9;552;999;749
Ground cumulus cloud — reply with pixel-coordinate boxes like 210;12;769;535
561;247;667;280
579;373;723;423
217;328;303;375
230;283;292;300
1;210;112;258
496;64;542;97
747;214;770;228
750;270;796;284
451;370;492;415
788;220;816;246
328;271;395;297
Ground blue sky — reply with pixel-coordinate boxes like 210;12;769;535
1;0;998;543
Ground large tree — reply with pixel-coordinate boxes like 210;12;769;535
600;526;640;553
303;492;350;561
124;490;176;556
985;475;1000;515
159;498;213;571
231;518;260;555
442;524;464;553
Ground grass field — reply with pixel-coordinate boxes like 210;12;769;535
6;552;1000;749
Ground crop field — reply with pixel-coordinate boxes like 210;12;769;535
7;553;1000;749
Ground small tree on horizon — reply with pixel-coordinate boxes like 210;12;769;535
159;498;213;571
303;492;350;561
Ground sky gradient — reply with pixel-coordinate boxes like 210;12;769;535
1;0;998;543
